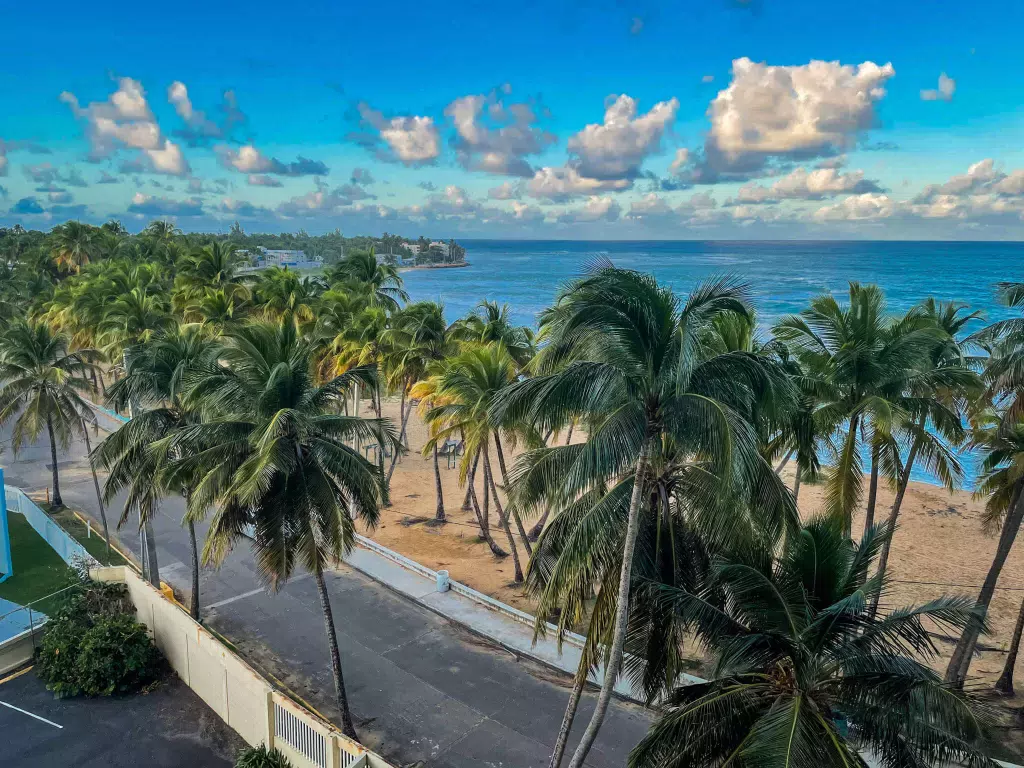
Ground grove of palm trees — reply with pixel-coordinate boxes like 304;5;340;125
4;218;1024;766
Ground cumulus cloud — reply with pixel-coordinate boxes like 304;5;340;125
61;77;189;176
556;195;622;223
217;198;274;218
350;167;375;185
10;196;44;215
248;174;284;187
217;144;329;177
567;94;678;180
357;103;441;166
682;57;895;182
488;181;520;200
913;159;1000;202
167;82;246;145
97;171;119;184
813;193;894;221
526;165;630;202
277;180;374;217
903;159;1024;221
127;192;204;217
921;73;955;102
510;201;545;222
731;167;882;204
0;154;6;177
626;193;675;220
22;163;87;188
417;181;437;191
445;91;555;177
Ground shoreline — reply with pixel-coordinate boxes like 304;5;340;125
397;261;470;272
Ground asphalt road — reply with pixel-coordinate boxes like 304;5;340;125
0;421;653;767
1;669;243;767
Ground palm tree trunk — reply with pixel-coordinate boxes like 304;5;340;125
484;449;522;582
565;422;574;445
946;482;1024;686
467;449;507;556
493;432;532;555
373;383;389;506
793;467;802;502
313;568;358;739
775;450;792;475
386;386;412;484
839;413;861;538
462;448;477;511
188;518;200;621
529;508;550;541
80;419;111;564
566;438;653;768
143;516;160;588
863;442;881;537
996;595;1024;695
550;664;588;768
432;444;445;522
868;428;923;620
46;415;63;508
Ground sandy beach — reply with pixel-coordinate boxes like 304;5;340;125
363;396;1024;690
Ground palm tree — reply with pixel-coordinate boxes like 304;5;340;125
449;300;535;369
326;248;408;312
172;241;249;315
774;284;938;535
945;412;1024;686
94;325;221;607
628;517;993;768
424;344;536;566
868;299;981;619
172;319;398;738
98;286;175;583
251;267;322;324
495;267;795;768
0;320;97;507
996;595;1024;695
50;221;96;274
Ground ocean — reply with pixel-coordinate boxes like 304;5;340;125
403;240;1024;488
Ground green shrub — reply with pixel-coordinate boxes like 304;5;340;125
36;579;164;697
235;744;293;768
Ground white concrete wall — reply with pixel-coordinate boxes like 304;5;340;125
91;566;393;768
0;624;45;676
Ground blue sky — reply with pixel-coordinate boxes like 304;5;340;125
3;0;1024;238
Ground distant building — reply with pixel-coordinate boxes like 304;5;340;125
429;240;450;256
240;247;324;272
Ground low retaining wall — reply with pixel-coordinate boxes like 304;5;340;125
91;566;394;768
0;624;46;676
3;485;98;568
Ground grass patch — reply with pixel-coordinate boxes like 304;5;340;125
0;511;79;613
45;506;130;568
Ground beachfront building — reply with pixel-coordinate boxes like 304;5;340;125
242;247;324;271
429;241;450;257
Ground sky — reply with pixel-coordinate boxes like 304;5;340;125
3;0;1024;239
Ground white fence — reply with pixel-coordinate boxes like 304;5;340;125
3;484;98;568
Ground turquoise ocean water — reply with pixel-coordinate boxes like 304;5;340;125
403;240;1024;487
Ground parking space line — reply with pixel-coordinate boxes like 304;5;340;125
0;700;63;729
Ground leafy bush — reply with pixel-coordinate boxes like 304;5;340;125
36;580;164;697
235;744;293;768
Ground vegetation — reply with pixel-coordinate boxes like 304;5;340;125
235;744;293;768
36;580;164;698
3;217;1022;766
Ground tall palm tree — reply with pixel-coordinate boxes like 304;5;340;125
628;517;993;768
868;299;981;619
50;220;96;274
774;283;938;535
495;267;795;768
172;241;249;315
945;412;1024;686
171;319;397;738
0;320;97;507
94;325;221;606
251;266;322;324
326;248;408;312
449;300;535;369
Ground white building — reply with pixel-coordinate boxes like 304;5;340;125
429;241;450;256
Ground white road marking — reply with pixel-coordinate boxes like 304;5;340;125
204;573;312;610
0;700;63;729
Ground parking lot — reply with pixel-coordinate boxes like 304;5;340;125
1;667;244;767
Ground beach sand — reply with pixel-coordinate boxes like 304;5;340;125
362;396;1024;691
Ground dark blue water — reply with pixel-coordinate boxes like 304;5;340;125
403;240;1024;488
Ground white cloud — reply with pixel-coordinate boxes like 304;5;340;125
733;167;882;204
61;77;189;176
921;73;956;102
510;201;545;222
813;193;894;221
445;92;554;177
567;94;679;180
168;81;220;136
488;181;520;200
690;57;895;180
127;192;204;217
556;195;622;223
0;153;7;177
668;148;690;176
914;159;999;201
248;174;284;187
626;193;675;220
216;144;328;177
526;165;630;202
358;103;441;166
